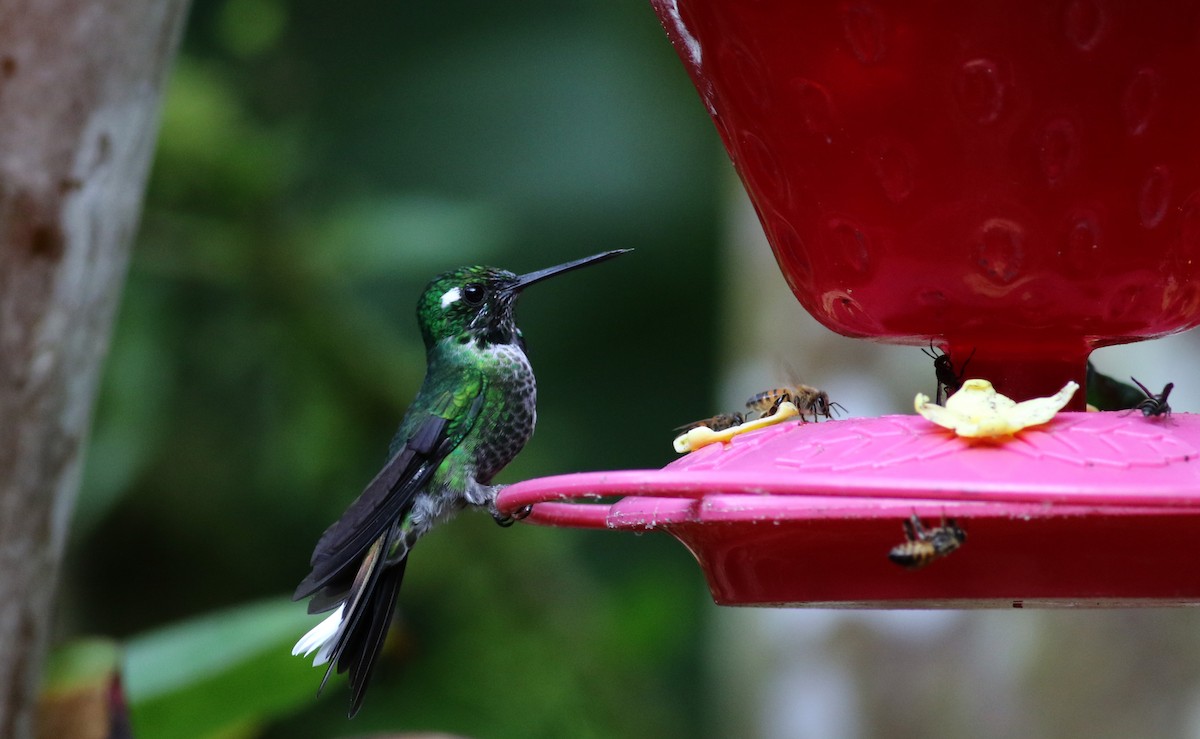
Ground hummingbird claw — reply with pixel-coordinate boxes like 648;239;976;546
490;503;533;527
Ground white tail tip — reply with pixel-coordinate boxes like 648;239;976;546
292;605;344;666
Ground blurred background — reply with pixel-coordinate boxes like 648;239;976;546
51;0;1200;737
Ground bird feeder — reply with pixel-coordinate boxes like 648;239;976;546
495;0;1200;607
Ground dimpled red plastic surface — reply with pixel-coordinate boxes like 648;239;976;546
654;0;1200;401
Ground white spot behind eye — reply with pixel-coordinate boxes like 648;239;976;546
440;287;461;308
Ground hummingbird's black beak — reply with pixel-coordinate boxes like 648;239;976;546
511;249;631;291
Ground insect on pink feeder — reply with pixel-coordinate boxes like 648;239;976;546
495;0;1200;607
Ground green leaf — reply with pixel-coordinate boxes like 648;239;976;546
125;597;326;739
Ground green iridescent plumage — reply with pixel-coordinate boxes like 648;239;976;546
291;250;628;716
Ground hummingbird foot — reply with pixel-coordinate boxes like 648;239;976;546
488;498;533;528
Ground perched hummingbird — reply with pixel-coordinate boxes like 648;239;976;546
291;249;629;715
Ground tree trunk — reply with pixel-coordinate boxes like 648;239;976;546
0;1;189;736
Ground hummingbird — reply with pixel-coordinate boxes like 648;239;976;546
291;249;629;715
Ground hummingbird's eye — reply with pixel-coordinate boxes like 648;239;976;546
462;283;486;305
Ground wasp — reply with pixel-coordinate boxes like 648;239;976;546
745;385;845;422
921;343;975;404
1129;377;1174;418
675;412;746;434
887;513;967;569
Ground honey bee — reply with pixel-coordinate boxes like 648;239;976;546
887;513;966;570
675;412;746;433
746;385;845;422
1130;377;1174;418
921;343;976;404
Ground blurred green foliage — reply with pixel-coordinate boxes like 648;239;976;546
63;0;725;736
124;599;318;739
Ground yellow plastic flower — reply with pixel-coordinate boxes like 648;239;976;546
915;379;1078;439
673;401;801;453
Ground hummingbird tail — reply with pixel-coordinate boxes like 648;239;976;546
293;531;409;717
342;556;406;717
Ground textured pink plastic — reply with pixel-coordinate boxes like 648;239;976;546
649;0;1200;403
496;413;1200;606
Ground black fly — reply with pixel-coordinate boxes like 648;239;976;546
921;343;975;404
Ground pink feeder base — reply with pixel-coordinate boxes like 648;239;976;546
495;412;1200;607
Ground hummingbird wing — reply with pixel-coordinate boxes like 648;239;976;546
293;382;487;603
292;413;449;604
